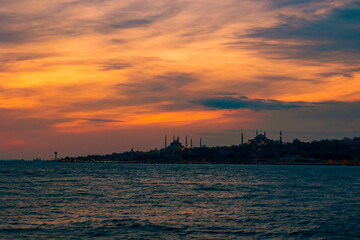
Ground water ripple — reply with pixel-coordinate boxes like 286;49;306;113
0;162;359;239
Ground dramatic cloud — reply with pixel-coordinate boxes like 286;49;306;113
238;2;360;62
98;62;132;71
264;0;327;8
116;72;197;94
95;1;183;33
193;96;304;111
83;118;123;123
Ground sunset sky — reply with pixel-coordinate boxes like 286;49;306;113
1;0;359;160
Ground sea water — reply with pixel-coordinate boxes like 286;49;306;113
1;161;359;239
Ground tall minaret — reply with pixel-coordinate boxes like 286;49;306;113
200;138;202;147
177;136;179;142
256;130;258;136
241;132;244;145
186;135;188;148
280;131;283;145
264;131;266;137
191;138;193;148
165;135;167;149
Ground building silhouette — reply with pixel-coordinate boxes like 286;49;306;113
167;137;184;151
248;132;271;147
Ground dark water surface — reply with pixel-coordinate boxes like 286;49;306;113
1;161;359;239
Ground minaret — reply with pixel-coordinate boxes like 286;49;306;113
177;136;179;142
191;138;193;148
264;131;266;137
241;132;244;145
165;135;167;149
280;131;283;145
200;138;202;147
256;130;258;136
186;135;188;148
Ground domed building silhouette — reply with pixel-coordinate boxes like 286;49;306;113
248;131;271;147
167;136;184;151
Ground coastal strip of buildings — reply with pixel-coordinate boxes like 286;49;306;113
59;131;360;165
